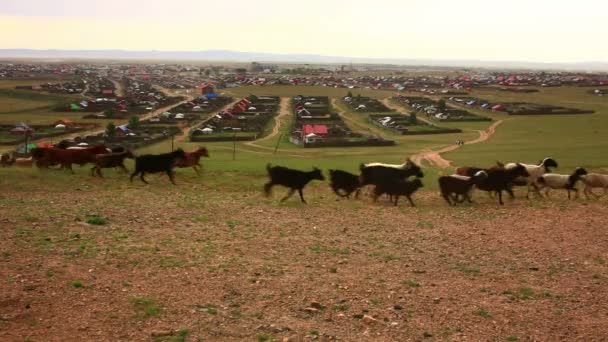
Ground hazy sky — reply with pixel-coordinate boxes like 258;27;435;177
0;0;606;62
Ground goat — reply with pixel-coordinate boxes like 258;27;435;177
357;159;423;199
580;173;608;199
0;153;14;167
455;161;504;177
373;178;424;207
174;147;209;175
476;163;530;205
130;149;186;185
506;157;558;198
538;167;588;199
31;145;110;173
91;150;135;177
264;164;325;203
439;171;488;205
329;169;361;198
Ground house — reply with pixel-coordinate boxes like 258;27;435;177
102;89;114;95
200;83;215;95
302;125;329;139
491;104;506;112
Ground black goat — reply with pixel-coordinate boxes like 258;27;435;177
373;178;424;207
357;159;423;198
439;171;488;205
329;169;361;198
264;164;325;203
130;149;186;185
91;150;135;177
476;163;530;205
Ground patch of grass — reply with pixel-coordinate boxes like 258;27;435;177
257;333;273;342
403;279;421;288
518;287;534;300
308;329;320;338
86;215;107;226
69;280;84;288
159;256;184;268
332;304;349;312
455;264;481;274
507;336;518;341
309;244;323;253
473;309;492;318
329;267;337;273
129;297;162;318
370;298;382;305
193;304;218;315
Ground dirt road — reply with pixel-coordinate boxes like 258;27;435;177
411;119;505;168
174;99;239;144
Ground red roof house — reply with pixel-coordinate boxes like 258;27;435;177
302;125;329;135
200;84;214;95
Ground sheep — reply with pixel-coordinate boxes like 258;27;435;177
580;173;608;199
130;149;186;185
438;171;488;205
357;159;423;199
538;167;588;199
455;161;504;177
264;164;325;203
91;150;135;177
328;169;361;198
476;163;530;205
373;178;424;207
505;157;558;198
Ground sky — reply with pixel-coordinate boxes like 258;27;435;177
0;0;606;63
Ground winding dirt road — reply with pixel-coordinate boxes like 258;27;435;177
411;119;505;168
174;99;240;144
244;97;290;147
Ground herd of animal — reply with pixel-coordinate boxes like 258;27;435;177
2;145;608;205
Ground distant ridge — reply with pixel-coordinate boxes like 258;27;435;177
0;49;607;71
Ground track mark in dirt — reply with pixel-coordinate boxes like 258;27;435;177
412;120;505;168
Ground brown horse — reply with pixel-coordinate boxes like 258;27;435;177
174;147;209;175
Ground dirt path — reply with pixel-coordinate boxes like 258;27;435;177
174;99;239;144
382;97;435;125
109;79;125;97
411;119;505;168
244;97;290;147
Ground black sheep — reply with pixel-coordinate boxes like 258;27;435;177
329;169;361;198
130;149;186;185
438;171;488;205
357;159;424;199
264;164;325;203
373;178;424;207
476;163;529;205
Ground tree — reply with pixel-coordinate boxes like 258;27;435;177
438;99;446;111
104;109;115;118
346;91;353;98
105;122;116;139
128;116;140;130
409;112;417;125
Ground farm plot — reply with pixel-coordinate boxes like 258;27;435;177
66;124;183;150
290;96;394;147
0;122;96;145
589;89;608;97
395;95;491;122
342;95;391;112
368;113;461;135
191;95;280;142
15;79;86;95
447;96;594;115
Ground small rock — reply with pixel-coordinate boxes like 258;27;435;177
150;330;174;337
529;266;539;271
352;314;364;319
304;307;319;313
310;301;323;310
363;315;378;325
391;322;399;327
433;297;441;303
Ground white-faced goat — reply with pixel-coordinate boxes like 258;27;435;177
357;159;424;199
580;173;608;198
506;157;558;198
373;178;424;207
264;164;325;203
438;171;488;205
538;167;588;199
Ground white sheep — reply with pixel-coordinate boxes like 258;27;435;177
580;173;608;199
538;167;587;199
506;157;558;198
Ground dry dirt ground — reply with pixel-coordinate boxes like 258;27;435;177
1;176;608;341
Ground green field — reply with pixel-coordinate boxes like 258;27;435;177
2;80;607;174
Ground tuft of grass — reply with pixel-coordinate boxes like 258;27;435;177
257;333;273;342
193;304;218;315
332;304;349;312
329;267;337;273
518;287;534;300
129;297;162;318
507;336;518;341
403;279;421;288
473;309;492;318
86;215;107;226
309;244;323;253
456;264;481;274
69;280;84;288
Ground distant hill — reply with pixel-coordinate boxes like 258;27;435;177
0;49;607;71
